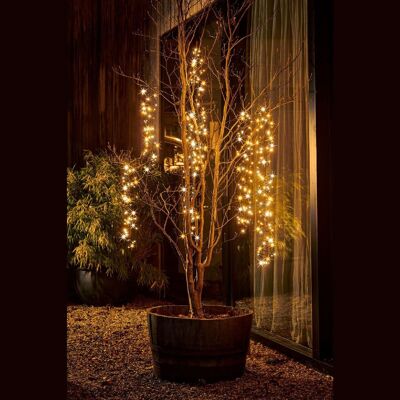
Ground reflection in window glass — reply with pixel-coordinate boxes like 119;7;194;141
237;0;312;348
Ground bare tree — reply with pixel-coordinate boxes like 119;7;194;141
118;0;298;318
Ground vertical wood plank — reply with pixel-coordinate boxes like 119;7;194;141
67;0;151;167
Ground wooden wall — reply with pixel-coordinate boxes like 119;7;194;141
67;0;151;167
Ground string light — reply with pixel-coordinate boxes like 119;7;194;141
236;106;276;268
183;48;276;266
121;86;160;247
121;47;276;269
120;164;139;247
140;88;159;161
171;48;213;241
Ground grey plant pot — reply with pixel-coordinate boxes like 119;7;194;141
74;270;132;306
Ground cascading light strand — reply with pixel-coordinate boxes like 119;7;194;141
121;87;160;247
120;164;139;248
140;88;159;163
236;106;276;267
183;47;209;243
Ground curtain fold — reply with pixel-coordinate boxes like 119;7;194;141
250;0;312;348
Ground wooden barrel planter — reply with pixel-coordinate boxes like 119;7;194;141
147;305;253;382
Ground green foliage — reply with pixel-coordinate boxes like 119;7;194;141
128;187;168;292
67;150;168;291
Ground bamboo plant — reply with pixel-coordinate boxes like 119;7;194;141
67;150;168;291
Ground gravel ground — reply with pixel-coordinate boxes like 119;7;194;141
67;296;333;400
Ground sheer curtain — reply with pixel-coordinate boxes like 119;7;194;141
250;0;312;347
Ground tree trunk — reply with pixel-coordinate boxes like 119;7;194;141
185;259;205;318
192;290;204;318
192;264;205;317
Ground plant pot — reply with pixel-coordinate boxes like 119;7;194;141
147;305;253;382
74;270;132;306
67;268;80;303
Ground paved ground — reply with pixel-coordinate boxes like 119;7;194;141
67;297;333;399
